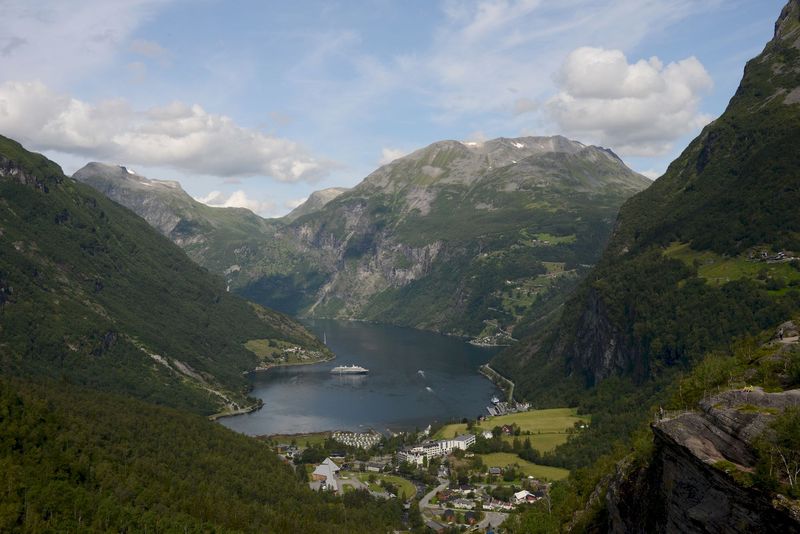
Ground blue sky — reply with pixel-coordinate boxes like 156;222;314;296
0;0;786;216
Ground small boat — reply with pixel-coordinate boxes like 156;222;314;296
330;364;369;375
491;396;500;404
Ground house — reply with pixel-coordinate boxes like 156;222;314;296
311;458;341;492
465;511;478;525
488;467;503;476
425;519;446;533
514;489;533;504
366;461;385;473
482;430;494;439
436;489;454;503
501;425;513;435
452;498;474;510
485;498;515;511
441;509;455;523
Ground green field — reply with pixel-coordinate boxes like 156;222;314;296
434;407;589;453
479;453;569;481
351;472;416;499
265;432;330;447
245;338;329;366
664;242;800;287
533;233;577;245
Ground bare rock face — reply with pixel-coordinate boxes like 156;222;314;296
606;388;800;533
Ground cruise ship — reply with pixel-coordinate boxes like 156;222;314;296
330;364;369;375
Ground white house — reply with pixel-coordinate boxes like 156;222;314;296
513;490;536;504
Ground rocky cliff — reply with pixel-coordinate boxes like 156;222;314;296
606;388;800;533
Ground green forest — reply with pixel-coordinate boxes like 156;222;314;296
0;378;402;533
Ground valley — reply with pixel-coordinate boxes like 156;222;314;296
74;135;649;341
2;1;800;533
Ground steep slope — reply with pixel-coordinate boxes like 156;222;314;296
0;136;329;415
496;0;800;397
77;136;649;338
283;186;349;222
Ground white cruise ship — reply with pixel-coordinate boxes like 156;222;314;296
330;364;369;375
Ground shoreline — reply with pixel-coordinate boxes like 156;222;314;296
248;353;335;374
211;354;335;421
208;400;263;421
479;363;515;402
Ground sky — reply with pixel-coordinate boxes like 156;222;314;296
0;0;787;217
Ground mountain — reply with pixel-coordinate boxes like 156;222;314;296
499;2;800;531
72;162;279;276
0;136;329;415
495;0;800;398
283;187;349;222
76;135;650;339
0;137;402;532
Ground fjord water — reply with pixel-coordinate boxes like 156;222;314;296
219;319;501;436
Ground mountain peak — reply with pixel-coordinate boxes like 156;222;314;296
362;134;636;194
775;0;800;42
283;187;349;222
75;162;183;191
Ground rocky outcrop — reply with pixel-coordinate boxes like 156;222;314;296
561;287;632;385
605;388;800;533
0;154;61;192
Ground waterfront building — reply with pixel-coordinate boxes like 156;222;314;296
397;433;476;465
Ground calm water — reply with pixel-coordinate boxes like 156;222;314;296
219;319;501;436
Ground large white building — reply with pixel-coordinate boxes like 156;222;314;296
397;434;475;466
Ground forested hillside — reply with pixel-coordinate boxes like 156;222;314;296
495;0;800;400
0;378;402;532
0;135;328;414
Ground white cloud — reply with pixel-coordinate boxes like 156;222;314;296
0;81;332;182
196;190;274;216
0;0;171;85
414;0;718;120
547;47;713;156
378;147;409;165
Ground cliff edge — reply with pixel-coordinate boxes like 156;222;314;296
606;388;800;533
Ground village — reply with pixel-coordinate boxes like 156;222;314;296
266;406;589;532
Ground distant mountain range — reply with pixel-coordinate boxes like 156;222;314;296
74;135;650;339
